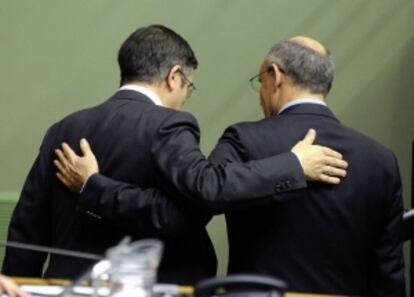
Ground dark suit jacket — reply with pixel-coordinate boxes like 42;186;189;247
2;90;305;284
209;103;405;296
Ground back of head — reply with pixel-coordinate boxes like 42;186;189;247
118;25;198;85
266;37;335;96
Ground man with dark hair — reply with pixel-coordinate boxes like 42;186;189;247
3;25;347;284
208;36;405;296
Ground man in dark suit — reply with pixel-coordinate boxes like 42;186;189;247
2;26;347;284
208;36;405;296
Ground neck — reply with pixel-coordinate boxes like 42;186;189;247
275;88;325;114
122;82;159;95
122;81;169;106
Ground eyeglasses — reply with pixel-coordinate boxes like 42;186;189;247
248;66;284;92
249;67;272;92
180;71;196;98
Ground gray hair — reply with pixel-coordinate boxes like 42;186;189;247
266;40;335;95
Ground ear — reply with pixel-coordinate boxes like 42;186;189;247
270;63;284;90
166;65;182;91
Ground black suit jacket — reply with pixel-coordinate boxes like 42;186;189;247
2;90;305;284
209;103;405;296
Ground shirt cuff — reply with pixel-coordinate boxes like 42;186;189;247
291;151;304;172
79;172;97;194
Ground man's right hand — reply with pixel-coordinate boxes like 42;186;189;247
54;138;99;193
291;129;348;184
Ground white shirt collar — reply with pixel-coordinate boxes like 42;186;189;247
278;97;327;114
119;84;163;106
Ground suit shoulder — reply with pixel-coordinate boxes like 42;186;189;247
220;117;272;140
54;103;103;126
230;115;286;130
143;107;201;143
345;126;393;154
222;118;264;132
151;107;199;127
342;125;397;168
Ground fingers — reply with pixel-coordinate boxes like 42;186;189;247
313;162;347;185
10;283;30;297
317;157;348;184
54;149;68;169
55;163;80;193
309;165;346;184
54;152;76;191
0;275;29;297
56;172;72;189
324;155;348;170
322;146;343;161
53;159;66;174
318;174;340;185
61;142;78;160
54;159;73;188
17;289;30;297
293;132;349;184
80;138;92;156
301;128;316;145
323;165;347;178
54;143;86;193
3;283;17;297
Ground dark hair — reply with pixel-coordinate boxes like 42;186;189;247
118;24;198;85
266;40;335;95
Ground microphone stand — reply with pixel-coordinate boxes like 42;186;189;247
0;240;103;261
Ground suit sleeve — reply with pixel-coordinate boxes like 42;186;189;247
368;154;406;296
209;125;249;164
1;130;53;277
79;173;212;237
152;112;306;212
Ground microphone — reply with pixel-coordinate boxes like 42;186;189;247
0;240;104;261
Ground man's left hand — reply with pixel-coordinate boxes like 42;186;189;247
54;138;99;193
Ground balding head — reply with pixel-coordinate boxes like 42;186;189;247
289;36;328;55
265;36;335;96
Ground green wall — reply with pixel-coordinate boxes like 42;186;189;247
1;0;413;277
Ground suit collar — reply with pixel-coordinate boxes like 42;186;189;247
108;89;156;105
278;98;327;114
278;103;340;123
119;85;163;106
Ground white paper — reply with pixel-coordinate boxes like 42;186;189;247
17;284;182;296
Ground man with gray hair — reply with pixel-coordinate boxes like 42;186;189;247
209;36;405;296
